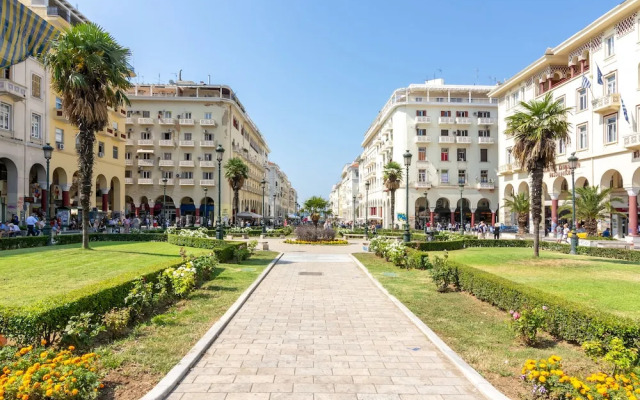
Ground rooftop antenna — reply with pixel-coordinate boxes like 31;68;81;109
157;73;161;84
208;74;210;85
178;69;182;81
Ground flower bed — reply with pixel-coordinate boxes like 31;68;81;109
283;239;348;245
166;235;245;262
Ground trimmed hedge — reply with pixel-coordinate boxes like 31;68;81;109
167;234;245;262
0;236;49;250
0;233;167;251
405;248;431;269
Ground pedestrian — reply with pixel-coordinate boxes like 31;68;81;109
562;223;570;244
493;223;500;240
555;224;563;243
26;214;37;236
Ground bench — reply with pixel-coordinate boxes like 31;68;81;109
343;234;366;240
596;242;631;250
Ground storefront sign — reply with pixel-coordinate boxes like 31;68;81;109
548;162;582;178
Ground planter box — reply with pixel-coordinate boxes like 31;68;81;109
242;234;249;239
261;242;269;250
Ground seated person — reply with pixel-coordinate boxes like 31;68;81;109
9;223;21;237
0;222;8;237
602;227;611;238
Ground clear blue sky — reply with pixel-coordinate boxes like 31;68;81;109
75;0;619;202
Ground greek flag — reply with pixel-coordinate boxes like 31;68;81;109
622;97;630;124
581;75;591;89
0;0;57;69
596;64;603;85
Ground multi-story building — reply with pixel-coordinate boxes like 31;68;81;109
360;79;498;229
335;161;360;224
266;161;297;225
124;81;270;226
329;182;342;220
489;0;640;240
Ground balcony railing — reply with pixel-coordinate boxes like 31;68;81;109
414;182;432;189
179;160;195;167
414;136;431;143
125;139;134;146
125;159;133;166
476;182;495;190
415;116;431;124
137;139;154;146
124;177;133;185
499;163;521;174
125;117;133;124
179;118;194;125
138;178;153;185
200;161;215;168
478;137;494;144
623;133;640;150
200;140;215;147
159;118;176;125
159;160;174;167
199;119;217;126
138;159;154;167
592;93;621;115
455;117;472;125
478;117;497;125
179;140;194;147
438;136;455;143
138;118;154;125
158;139;173;146
456;136;471;144
0;79;27;100
438;117;456;125
200;179;215;186
158;178;174;185
179;179;195;185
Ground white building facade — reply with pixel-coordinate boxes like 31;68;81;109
489;0;640;240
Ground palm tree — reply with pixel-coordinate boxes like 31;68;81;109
503;193;530;235
224;157;249;226
383;161;403;229
303;196;328;229
44;23;131;249
559;186;623;236
505;93;571;257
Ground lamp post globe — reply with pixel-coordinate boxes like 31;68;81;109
42;143;54;244
215;144;225;240
403;150;412;242
260;179;266;234
568;152;579;255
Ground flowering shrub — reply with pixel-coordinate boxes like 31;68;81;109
61;313;104;348
294;226;336;242
247;240;258;253
178;227;210;238
0;344;103;400
229;227;251;234
163;264;197;298
429;251;459;292
582;337;638;375
510;306;547;346
521;355;640;400
283;239;348;245
368;237;388;256
385;241;406;266
124;277;154;319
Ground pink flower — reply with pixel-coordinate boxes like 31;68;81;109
509;310;514;315
542;306;548;311
513;312;521;320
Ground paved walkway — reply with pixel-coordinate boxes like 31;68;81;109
167;244;485;400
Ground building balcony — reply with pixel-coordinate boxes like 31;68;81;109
200;161;215;168
138;118;154;125
125;117;133;125
125;139;134;146
158;178;174;185
456;136;471;144
137;139;154;146
415;116;431;124
158;139;174;147
159;118;176;125
138;159;154;167
159;160;174;167
180;179;195;186
179;118;194;125
478;117;497;125
179;160;195;167
414;136;431;143
592;93;621;115
138;178;153;185
200;140;215;147
179;140;194;147
438;136;455;144
438;117;456;125
125;159;133;166
414;181;432;189
200;119;217;126
478;137;494;145
498;163;521;174
200;179;215;186
455;117;472;125
624;133;640;150
125;177;133;185
0;78;27;101
476;182;495;190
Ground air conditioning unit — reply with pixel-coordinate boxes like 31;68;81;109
56;143;64;150
127;128;133;133
98;152;104;157
145;127;150;132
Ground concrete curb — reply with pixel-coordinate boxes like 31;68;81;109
350;254;511;400
140;252;284;400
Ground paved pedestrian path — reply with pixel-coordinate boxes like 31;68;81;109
167;248;486;400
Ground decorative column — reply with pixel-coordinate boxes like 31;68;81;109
135;206;139;217
491;209;496;226
470;208;476;227
627;188;639;237
101;189;109;212
61;184;71;207
175;207;180;219
195;207;200;224
450;208;455;225
429;208;435;227
550;194;559;226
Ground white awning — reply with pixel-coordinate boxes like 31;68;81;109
137;149;154;154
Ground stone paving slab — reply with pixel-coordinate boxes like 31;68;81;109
168;251;487;400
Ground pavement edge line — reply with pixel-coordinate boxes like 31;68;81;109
350;253;511;400
139;252;285;400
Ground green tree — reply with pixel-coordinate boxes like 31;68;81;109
224;157;249;226
44;23;131;249
505;93;571;257
503;193;530;235
383;161;403;229
559;185;623;236
303;196;328;229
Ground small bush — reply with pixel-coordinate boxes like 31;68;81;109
294;226;336;242
247;240;258;253
61;312;105;348
429;252;458;292
162;265;197;298
509;306;547;346
233;247;251;263
102;308;131;338
124;277;155;320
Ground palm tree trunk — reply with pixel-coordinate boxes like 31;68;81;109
78;129;95;250
390;189;396;229
233;189;239;226
585;219;597;237
517;213;528;235
531;164;544;257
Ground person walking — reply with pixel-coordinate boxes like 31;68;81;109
493;223;500;240
26;214;37;236
555;224;563;244
562;223;570;244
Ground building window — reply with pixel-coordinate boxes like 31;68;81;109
477;111;491;118
141;153;151;160
478;129;490;137
506;147;513;164
440;110;452;117
457;148;466;162
418;169;426;182
605;35;615;57
605;114;617;143
125;152;132;160
31;113;41;139
0;102;11;130
162;131;171;140
416;128;426;136
440;129;449;136
125;170;132;178
558;139;566;155
98;142;105;157
204;153;213;161
416;110;427;116
480;148;488;162
480;170;488;183
113;146;119;159
31;74;41;98
183;112;192;119
556;95;565;108
605;73;616;95
204;112;212;119
204;132;213;141
142;170;152;179
456;130;468;137
184;132;192;140
455;111;468;117
203;172;213;180
458;170;466;184
1;68;9;79
233;117;239;129
418;147;426;161
163;111;172;118
577;123;588;150
163;152;172;160
184;153;192;161
55;128;63;143
163;171;173;179
55;97;62;110
182;171;193;179
577;88;588;111
141;131;151;140
142;111;150;118
440;148;449;161
440;169;449;184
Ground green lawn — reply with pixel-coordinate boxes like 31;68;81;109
0;242;211;308
354;253;598;400
436;247;640;320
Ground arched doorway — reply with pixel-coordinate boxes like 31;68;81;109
200;196;214;227
109;177;122;216
455;198;471;229
475;198;492;225
0;158;19;222
180;196;195;226
414;196;429;229
125;195;135;216
139;196;150;220
434;197;450;227
95;174;108;214
600;169;626;237
28;163;47;217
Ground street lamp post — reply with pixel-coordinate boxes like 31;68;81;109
215;145;225;240
568;152;579;255
403;150;412;242
273;194;276;227
423;189;429;235
352;194;356;232
260;179;266;233
203;187;208;228
42;143;53;244
162;176;168;228
458;179;465;235
364;181;370;238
